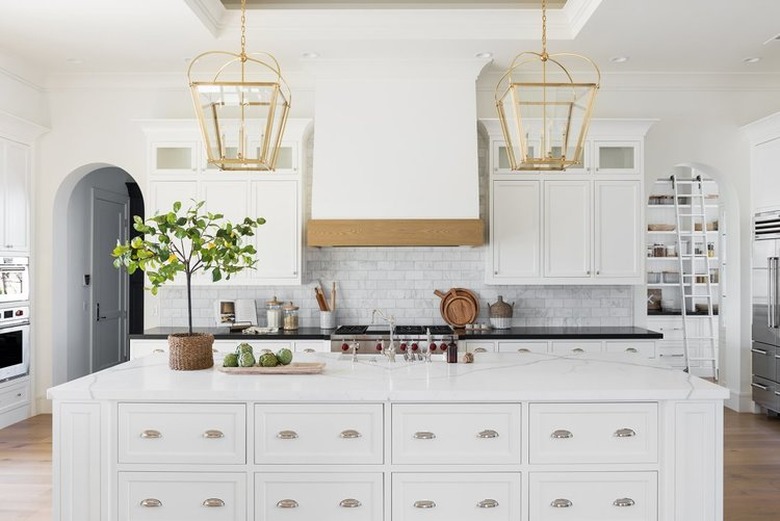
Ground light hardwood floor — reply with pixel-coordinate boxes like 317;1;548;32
1;409;779;520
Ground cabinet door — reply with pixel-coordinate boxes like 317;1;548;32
250;179;301;284
593;140;641;175
200;180;252;283
150;141;200;175
492;140;539;174
595;180;642;279
544;180;591;277
1;140;30;252
490;180;541;281
148;180;199;215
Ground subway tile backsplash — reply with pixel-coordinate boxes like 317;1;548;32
157;246;634;328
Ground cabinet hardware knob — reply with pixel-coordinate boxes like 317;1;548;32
276;499;299;509
625;347;638;353
140;429;162;439
203;429;224;439
613;497;635;507
551;429;573;439
474;347;487;353
477;429;499;439
596;270;600;275
277;430;299;439
586;270;591;275
413;431;436;440
413;500;436;509
339;429;362;439
339;498;362;508
572;347;585;353
477;499;499;509
551;498;573;508
202;498;225;507
613;428;637;438
152;349;165;354
16;393;22;397
303;348;315;353
140;498;162;508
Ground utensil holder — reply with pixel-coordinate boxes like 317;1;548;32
320;311;336;330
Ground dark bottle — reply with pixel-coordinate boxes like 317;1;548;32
446;341;458;363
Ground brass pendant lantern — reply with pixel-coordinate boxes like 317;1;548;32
495;0;600;171
188;0;291;171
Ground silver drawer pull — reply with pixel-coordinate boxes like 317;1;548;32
203;429;224;439
477;499;499;509
551;498;573;508
474;347;488;353
303;348;316;353
625;347;638;353
477;429;499;439
572;347;585;353
339;498;362;508
751;348;769;355
613;497;635;507
340;429;362;439
413;500;436;509
752;382;770;391
276;499;299;509
140;429;162;439
277;430;299;439
551;429;573;439
152;349;165;354
413;431;436;440
614;428;637;438
140;498;162;508
203;498;225;508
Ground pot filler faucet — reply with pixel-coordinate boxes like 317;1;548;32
371;309;397;362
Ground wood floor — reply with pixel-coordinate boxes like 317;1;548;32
1;409;779;520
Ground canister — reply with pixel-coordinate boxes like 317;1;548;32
265;296;283;329
283;302;299;330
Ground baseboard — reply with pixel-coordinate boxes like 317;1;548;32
726;390;758;413
0;404;32;430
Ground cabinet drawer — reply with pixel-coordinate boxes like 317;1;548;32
529;403;658;464
462;341;496;353
0;379;29;414
752;342;777;381
497;341;549;354
255;472;382;521
605;341;656;358
529;471;657;521
656;344;686;368
118;471;246;521
392;404;521;465
293;341;328;353
254;404;383;464
392;472;521;521
118;403;246;464
550;341;602;355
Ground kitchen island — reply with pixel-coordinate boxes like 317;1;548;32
48;352;727;521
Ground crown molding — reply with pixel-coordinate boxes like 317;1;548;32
0;109;48;144
183;0;226;37
563;0;603;37
741;112;780;146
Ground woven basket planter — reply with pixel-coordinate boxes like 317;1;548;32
168;333;214;370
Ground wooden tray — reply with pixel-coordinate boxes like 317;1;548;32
217;362;325;375
434;288;479;328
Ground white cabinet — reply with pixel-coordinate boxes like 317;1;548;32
596;180;643;278
150;140;299;175
544;180;591;277
0;376;31;430
250;179;301;283
489;180;541;280
129;338;328;359
463;339;657;357
593;140;641;175
0;139;30;252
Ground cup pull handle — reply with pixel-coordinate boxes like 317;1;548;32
477;429;499;439
517;348;531;353
203;429;224;439
303;348;316;353
202;498;225;508
474;347;488;353
572;347;585;353
613;497;636;507
614;428;637;438
551;498;573;508
140;498;162;508
414;500;436;509
477;499;499;509
140;429;162;439
340;429;362;439
550;429;573;439
339;498;362;508
152;349;165;354
413;431;436;440
277;430;299;439
276;499;299;509
625;347;638;353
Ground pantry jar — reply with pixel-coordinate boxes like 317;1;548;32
283;302;299;330
265;296;283;329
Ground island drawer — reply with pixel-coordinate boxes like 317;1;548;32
528;403;658;464
118;471;246;521
118;403;246;464
391;403;521;465
550;341;602;355
255;472;382;521
528;471;657;521
392;472;522;521
254;404;383;464
605;341;656;358
497;341;548;354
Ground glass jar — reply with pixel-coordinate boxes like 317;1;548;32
283;303;299;330
653;243;666;258
265;296;283;329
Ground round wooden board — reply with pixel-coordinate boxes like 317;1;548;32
441;293;478;327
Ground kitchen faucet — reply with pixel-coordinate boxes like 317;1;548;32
371;309;396;362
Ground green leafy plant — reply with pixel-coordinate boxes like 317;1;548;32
112;200;265;334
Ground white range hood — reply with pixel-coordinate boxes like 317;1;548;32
307;59;488;247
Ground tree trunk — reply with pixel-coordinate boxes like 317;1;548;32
186;270;193;335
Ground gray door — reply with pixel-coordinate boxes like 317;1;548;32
91;188;129;372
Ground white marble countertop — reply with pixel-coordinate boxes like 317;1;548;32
47;352;729;402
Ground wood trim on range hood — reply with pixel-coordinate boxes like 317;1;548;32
306;219;484;247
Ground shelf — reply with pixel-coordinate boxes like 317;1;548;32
647;283;719;287
646;204;719;209
646;230;718;235
647;256;719;261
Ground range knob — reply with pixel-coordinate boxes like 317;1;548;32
429;342;437;352
399;342;407;352
440;342;448;351
411;343;419;351
375;342;383;352
341;343;350;351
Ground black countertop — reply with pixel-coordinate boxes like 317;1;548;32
132;326;662;341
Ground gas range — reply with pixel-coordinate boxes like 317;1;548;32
330;324;457;355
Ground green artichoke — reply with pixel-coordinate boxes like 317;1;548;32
259;352;279;367
276;348;293;366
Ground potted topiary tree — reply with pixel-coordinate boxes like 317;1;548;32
112;200;265;370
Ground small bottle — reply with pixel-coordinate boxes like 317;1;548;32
446;341;458;363
282;302;299;330
707;243;715;257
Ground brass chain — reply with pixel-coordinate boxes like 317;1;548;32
541;0;547;56
240;0;247;58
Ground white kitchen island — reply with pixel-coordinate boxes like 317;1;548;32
47;352;728;521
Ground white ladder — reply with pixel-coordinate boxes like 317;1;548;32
671;174;719;379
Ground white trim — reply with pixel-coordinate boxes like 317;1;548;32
0;109;48;144
182;0;226;37
740;111;780;146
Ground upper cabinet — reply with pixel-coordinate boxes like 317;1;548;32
742;112;780;213
0;138;30;253
483;119;653;285
141;119;310;286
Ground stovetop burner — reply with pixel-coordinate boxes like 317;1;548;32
333;325;369;335
332;324;453;337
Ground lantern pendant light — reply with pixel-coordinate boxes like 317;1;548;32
495;0;600;171
187;0;291;171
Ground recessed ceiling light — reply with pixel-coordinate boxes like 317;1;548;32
476;52;493;59
301;52;319;59
65;58;83;64
609;56;629;64
743;57;761;64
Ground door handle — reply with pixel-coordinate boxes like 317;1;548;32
96;302;107;322
769;258;778;328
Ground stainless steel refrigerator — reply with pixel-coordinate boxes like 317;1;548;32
752;210;780;414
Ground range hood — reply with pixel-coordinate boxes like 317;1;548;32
307;59;488;247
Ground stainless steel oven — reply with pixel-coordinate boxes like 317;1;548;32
0;257;29;303
0;305;29;382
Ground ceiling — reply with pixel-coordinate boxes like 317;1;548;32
0;0;778;83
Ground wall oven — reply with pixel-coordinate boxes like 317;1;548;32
0;305;29;382
0;257;29;303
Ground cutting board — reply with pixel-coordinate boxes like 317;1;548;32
217;362;325;375
434;288;479;327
